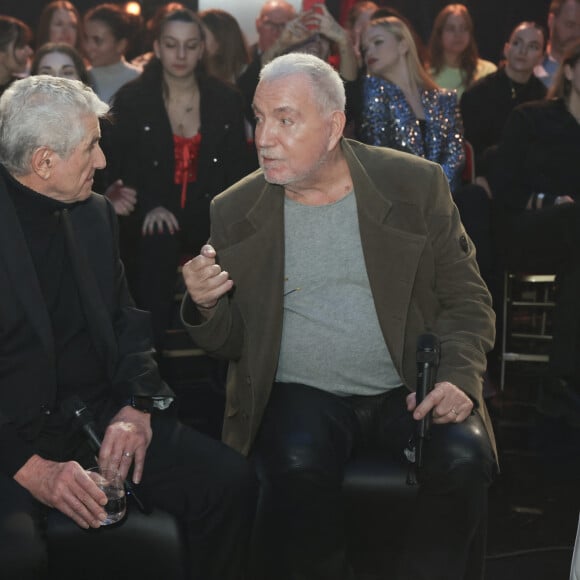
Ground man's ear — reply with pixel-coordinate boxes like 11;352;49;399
30;147;55;180
153;39;160;59
328;110;347;150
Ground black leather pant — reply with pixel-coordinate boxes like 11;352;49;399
251;382;495;580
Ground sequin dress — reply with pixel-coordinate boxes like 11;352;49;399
356;76;465;191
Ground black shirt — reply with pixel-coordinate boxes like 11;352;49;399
2;165;109;461
460;66;547;175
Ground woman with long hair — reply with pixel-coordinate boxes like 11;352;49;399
105;5;251;353
36;1;82;53
0;16;33;95
83;3;142;103
428;3;496;97
199;8;250;85
489;40;580;398
357;16;464;191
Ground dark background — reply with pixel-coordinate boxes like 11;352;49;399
3;0;552;62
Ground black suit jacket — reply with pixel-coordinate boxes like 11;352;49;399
0;172;173;476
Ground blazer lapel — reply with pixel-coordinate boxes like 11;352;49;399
218;181;285;381
61;208;117;375
0;178;55;360
343;140;426;371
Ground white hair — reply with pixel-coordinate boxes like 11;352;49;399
259;53;346;115
0;75;109;176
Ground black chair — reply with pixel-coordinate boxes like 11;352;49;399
46;505;186;580
343;450;418;577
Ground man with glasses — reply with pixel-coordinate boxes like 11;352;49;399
238;1;296;128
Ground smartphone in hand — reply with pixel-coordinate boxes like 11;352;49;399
302;0;324;12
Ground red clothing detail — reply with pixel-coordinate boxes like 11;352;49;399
173;133;202;209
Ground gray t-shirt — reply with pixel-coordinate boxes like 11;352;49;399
276;191;402;396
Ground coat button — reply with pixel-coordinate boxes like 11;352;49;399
153;160;159;167
40;404;51;415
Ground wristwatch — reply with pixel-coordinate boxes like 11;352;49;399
128;396;154;413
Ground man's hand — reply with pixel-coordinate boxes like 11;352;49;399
182;244;234;313
99;406;152;484
406;381;474;424
14;456;107;529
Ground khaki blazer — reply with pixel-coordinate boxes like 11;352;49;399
182;139;496;459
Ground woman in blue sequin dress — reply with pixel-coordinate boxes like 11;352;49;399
356;16;465;192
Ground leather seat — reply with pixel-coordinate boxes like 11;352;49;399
343;450;418;576
46;505;186;580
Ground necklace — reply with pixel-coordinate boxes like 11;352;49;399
165;92;197;136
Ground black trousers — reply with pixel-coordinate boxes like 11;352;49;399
132;188;210;353
251;382;495;580
0;413;257;580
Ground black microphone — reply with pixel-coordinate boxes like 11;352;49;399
63;396;149;514
63;396;103;452
415;333;440;471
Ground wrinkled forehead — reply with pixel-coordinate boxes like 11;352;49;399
255;73;313;109
260;5;295;24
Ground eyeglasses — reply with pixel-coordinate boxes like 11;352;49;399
261;19;287;32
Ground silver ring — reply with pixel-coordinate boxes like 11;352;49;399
450;408;459;416
123;451;133;458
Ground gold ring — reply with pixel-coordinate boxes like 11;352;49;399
450;408;459;416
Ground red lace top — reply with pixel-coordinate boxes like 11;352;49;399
173;132;202;208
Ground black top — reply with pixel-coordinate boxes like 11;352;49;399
489;98;580;214
0;166;110;469
460;67;547;174
106;61;254;220
2;166;108;405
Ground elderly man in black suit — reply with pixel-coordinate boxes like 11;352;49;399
0;75;255;580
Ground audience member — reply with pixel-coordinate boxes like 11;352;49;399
489;40;580;419
344;0;378;68
461;21;547;182
263;5;357;81
181;52;496;580
253;0;297;55
371;5;428;66
237;0;297;126
428;3;497;97
199;8;250;85
83;3;141;103
31;41;89;84
35;1;82;53
0;16;33;96
130;1;184;70
535;0;580;87
0;74;255;580
356;16;464;192
105;5;251;356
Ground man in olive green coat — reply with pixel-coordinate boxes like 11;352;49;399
182;53;496;580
